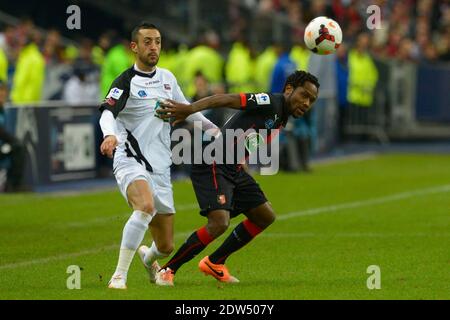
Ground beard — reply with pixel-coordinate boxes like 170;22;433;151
139;53;159;67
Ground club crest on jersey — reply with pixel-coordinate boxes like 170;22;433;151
137;90;147;98
265;114;279;129
255;93;270;105
107;87;123;100
164;84;171;90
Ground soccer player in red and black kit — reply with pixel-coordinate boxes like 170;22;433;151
154;70;319;285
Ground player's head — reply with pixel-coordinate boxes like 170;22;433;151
282;70;320;118
131;22;161;68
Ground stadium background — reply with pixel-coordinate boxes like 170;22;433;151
0;0;449;300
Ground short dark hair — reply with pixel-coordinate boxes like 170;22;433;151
283;70;320;92
131;22;159;42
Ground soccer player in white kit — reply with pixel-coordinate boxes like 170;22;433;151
99;22;217;289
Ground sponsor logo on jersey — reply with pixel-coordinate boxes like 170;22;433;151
107;87;123;100
265;119;274;129
255;93;270;105
164;84;171;90
137;90;147;98
145;80;160;85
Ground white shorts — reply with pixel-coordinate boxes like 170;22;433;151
113;156;175;214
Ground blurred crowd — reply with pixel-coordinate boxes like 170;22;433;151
0;0;449;190
0;0;448;106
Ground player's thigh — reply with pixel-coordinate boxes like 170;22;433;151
152;172;176;215
244;201;276;229
149;213;174;253
126;179;155;213
190;165;234;215
233;171;269;220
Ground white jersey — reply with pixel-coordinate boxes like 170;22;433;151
100;65;210;174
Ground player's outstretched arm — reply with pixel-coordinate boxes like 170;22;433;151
158;94;241;126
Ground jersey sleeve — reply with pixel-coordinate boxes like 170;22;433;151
171;75;218;131
239;93;276;111
171;78;190;104
99;71;131;118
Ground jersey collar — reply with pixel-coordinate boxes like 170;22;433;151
133;64;157;78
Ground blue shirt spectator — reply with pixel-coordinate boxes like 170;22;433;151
270;53;297;93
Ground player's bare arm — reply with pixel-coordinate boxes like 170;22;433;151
157;94;242;125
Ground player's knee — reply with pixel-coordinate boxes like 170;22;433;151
217;219;230;234
255;210;276;229
266;211;276;226
209;223;229;238
136;200;155;215
207;217;230;238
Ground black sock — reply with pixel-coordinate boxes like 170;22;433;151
162;226;213;273
209;219;262;265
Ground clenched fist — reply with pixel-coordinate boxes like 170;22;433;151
100;135;118;158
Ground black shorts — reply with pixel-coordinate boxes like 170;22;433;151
190;163;268;218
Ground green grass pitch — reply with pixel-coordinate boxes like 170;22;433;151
0;153;449;300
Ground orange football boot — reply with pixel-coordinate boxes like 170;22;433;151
198;256;239;283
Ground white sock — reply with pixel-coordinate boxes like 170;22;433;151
114;210;153;277
144;241;169;266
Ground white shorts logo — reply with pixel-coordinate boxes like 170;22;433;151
255;93;270;105
107;88;124;100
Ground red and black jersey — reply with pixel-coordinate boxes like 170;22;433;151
223;92;289;132
200;92;289;168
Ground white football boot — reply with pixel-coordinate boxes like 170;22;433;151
108;273;127;289
138;245;161;283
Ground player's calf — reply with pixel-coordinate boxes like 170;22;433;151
155;242;174;256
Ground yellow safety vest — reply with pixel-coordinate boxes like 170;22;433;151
254;47;277;92
225;42;255;93
0;48;7;82
290;45;311;72
184;45;224;97
347;49;379;107
11;43;45;104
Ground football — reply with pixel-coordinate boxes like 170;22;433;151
304;16;343;55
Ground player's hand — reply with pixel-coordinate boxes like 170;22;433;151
100;135;118;158
156;99;195;126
